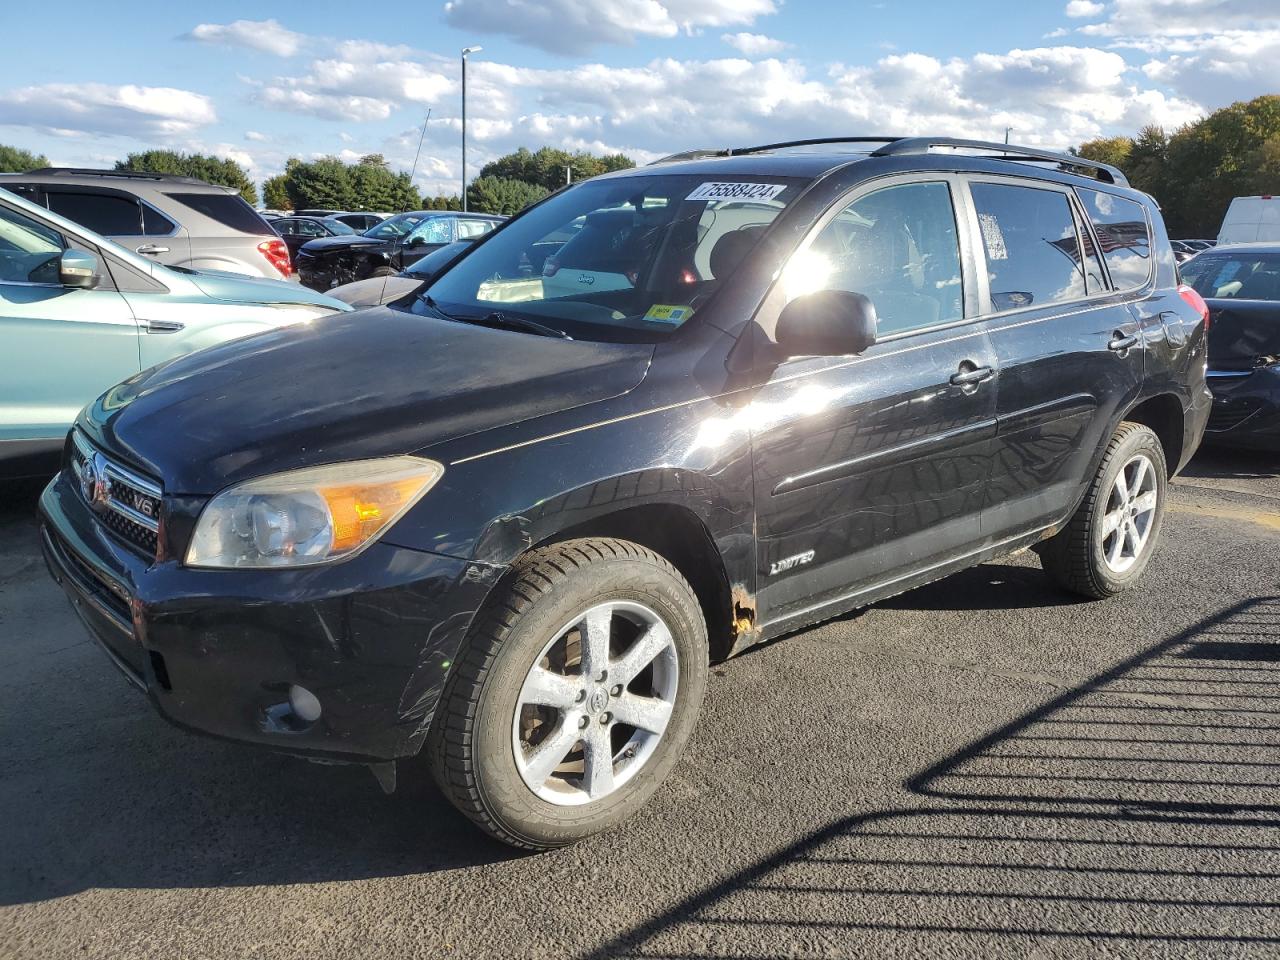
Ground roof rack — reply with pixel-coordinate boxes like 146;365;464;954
728;136;905;156
870;138;1128;186
24;167;216;186
648;149;729;165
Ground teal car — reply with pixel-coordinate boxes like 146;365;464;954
0;187;350;477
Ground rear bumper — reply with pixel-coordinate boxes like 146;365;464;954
39;469;499;763
1204;366;1280;452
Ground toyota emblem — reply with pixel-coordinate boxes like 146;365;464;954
80;452;110;512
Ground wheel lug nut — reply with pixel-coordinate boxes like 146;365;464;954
575;690;586;703
598;670;608;682
600;712;611;724
578;716;589;729
611;685;622;697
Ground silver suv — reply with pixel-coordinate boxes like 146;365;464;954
0;168;293;280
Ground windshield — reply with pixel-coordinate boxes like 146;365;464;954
1181;253;1280;301
423;173;804;341
364;212;432;240
324;219;357;235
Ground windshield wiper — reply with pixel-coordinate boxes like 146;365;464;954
421;295;572;340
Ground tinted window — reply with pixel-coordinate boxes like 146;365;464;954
407;217;453;244
1181;253;1280;301
365;213;430;239
46;191;142;236
787;181;963;334
971;183;1086;312
164;192;274;236
142;204;175;236
1076;207;1107;294
1077;189;1152;290
0;203;64;284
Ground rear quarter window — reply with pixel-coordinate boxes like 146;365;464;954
1077;189;1152;290
164;192;274;236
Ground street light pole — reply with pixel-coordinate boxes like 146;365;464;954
461;46;482;212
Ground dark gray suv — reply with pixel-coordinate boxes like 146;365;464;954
0;168;292;280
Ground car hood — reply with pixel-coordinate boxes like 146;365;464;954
328;274;423;307
299;235;387;256
1205;299;1280;370
79;306;653;494
182;268;350;310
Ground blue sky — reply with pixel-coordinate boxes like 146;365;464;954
1;1;1276;198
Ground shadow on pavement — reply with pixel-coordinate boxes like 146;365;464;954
585;597;1280;958
1183;448;1279;481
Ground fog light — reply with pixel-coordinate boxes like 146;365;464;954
288;684;322;723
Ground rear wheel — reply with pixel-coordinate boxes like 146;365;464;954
426;538;707;849
1038;421;1168;599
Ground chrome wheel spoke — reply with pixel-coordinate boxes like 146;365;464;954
614;621;673;686
612;692;673;735
521;719;581;786
582;725;616;799
1101;507;1125;536
580;607;613;680
1112;470;1130;503
1130;457;1149;499
1132;490;1157;516
520;666;580;709
1106;525;1126;566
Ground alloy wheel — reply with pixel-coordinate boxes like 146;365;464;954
1100;453;1159;574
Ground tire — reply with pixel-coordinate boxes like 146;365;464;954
426;538;708;849
1037;421;1168;599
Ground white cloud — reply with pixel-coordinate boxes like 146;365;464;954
244;130;268;142
1081;0;1279;37
722;33;791;57
443;0;777;54
186;19;305;57
1138;29;1280;104
256;56;454;122
258;86;393;122
0;83;216;137
1065;0;1104;17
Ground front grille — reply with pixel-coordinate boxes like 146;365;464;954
70;432;163;558
1207;397;1263;433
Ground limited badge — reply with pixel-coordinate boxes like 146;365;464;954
643;304;694;325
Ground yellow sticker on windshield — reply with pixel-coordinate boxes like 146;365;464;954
643;304;693;325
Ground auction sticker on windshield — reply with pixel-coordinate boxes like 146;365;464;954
643;304;694;325
686;182;787;202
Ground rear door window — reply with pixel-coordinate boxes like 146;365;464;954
457;219;497;239
164;192;274;236
1076;189;1152;290
45;191;143;236
970;182;1087;312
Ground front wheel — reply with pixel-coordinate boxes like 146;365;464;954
1037;421;1168;599
426;538;708;849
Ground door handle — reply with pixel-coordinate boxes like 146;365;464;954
143;318;184;334
950;365;994;387
135;244;169;255
1108;332;1139;352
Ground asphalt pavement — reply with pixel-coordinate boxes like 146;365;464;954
1;448;1278;959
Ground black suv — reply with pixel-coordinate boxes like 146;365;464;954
39;137;1211;849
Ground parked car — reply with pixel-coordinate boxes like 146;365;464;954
0;187;349;478
1218;196;1280;244
332;212;389;232
272;215;357;259
1171;239;1198;262
0;168;292;280
1180;243;1280;450
39;137;1210;850
295;211;503;291
327;240;475;307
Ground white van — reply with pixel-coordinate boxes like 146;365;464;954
1218;196;1280;243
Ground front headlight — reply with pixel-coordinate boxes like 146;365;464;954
186;456;443;569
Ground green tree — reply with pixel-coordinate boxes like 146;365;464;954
423;194;463;211
261;174;291;211
0;144;48;173
1077;136;1132;172
348;155;421;211
479;146;636;192
282;156;356;211
466;176;550;215
116;149;257;205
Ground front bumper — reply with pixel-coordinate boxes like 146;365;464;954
1204;365;1280;452
39;469;498;763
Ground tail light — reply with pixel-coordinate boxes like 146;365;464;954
258;238;292;278
1178;283;1210;331
542;257;560;278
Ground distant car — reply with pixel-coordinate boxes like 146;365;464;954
326;240;475;307
272;215;357;259
1171;240;1198;263
0;187;349;478
1185;239;1216;251
1180;243;1280;451
0;168;292;281
332;212;388;232
293;208;343;218
1218;196;1280;244
296;211;503;291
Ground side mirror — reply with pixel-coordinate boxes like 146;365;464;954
406;235;426;248
59;249;100;290
775;289;877;358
